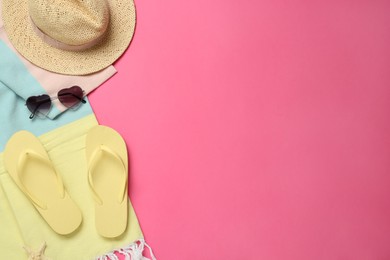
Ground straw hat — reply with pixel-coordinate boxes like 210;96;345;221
2;0;136;75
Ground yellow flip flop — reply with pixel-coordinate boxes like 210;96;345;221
85;125;129;238
4;131;82;235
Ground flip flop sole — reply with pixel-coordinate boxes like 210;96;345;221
4;131;82;235
86;125;128;238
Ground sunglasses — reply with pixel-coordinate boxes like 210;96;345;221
26;86;86;119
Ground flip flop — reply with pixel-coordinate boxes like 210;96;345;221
85;125;129;238
4;131;82;235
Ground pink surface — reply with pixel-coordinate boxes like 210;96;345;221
89;0;390;259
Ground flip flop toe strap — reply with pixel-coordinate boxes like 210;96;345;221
16;149;65;210
88;144;128;205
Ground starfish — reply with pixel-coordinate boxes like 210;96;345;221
23;242;50;260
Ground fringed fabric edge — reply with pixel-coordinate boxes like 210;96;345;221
95;239;156;260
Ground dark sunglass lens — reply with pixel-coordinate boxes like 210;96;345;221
58;86;84;108
26;95;52;119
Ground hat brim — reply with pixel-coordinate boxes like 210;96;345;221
2;0;136;75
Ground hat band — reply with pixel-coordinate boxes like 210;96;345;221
29;17;109;52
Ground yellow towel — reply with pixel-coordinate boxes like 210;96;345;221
0;114;151;260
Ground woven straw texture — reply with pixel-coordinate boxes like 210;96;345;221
2;0;136;75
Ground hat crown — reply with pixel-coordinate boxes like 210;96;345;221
29;0;110;46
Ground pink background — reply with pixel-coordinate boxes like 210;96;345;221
89;0;390;259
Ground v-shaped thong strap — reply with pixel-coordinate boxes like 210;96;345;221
16;149;65;209
87;144;128;205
